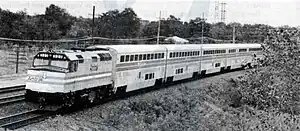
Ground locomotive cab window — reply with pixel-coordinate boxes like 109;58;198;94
69;60;78;72
33;52;70;72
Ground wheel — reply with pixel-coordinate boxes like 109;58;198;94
88;91;96;104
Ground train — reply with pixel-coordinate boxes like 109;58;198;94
25;44;263;109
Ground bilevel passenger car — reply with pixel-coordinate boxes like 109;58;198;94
25;44;263;108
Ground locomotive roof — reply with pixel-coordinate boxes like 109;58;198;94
50;50;110;61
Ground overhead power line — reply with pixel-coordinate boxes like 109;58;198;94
0;36;160;43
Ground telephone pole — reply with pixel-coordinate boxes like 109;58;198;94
157;11;161;45
233;25;236;44
92;5;95;45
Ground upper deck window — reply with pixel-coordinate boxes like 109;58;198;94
134;55;138;61
203;50;211;55
120;56;125;62
229;49;236;53
130;55;134;61
249;48;262;52
239;49;247;52
125;55;130;62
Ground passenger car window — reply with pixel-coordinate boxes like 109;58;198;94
130;55;134;61
125;55;130;62
120;56;125;62
134;55;138;61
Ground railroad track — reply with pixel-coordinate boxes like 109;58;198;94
0;85;26;106
0;109;54;130
0;85;26;94
0;94;25;105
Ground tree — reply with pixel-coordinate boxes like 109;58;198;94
45;4;75;37
142;21;159;37
142;15;187;38
67;17;92;38
96;8;141;38
0;9;26;39
210;22;226;40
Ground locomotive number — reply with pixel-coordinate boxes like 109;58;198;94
28;76;43;82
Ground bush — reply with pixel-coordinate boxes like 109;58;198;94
235;29;300;114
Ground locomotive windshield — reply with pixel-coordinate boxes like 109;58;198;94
32;52;70;72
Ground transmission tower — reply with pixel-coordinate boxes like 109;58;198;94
214;1;220;23
220;2;226;23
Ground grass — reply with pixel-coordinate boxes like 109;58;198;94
19;70;300;131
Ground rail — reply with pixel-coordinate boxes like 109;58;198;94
0;85;26;94
0;94;25;105
0;109;54;130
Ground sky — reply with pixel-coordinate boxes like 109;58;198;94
0;0;299;27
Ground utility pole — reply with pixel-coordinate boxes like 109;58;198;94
201;12;207;44
92;5;95;45
233;25;236;44
16;44;19;73
156;11;161;45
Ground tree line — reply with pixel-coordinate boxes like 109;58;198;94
0;4;297;43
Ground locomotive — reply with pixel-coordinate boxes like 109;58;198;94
25;44;263;109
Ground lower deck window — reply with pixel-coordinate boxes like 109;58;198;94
145;73;155;80
176;68;184;74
